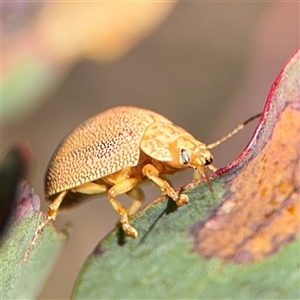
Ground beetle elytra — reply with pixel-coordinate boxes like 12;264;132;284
24;106;261;260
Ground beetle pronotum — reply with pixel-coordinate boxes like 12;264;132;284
24;106;261;260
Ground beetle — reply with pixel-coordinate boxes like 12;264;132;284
44;106;217;238
24;106;261;260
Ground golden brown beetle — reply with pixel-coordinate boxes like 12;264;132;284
45;106;217;238
24;106;261;260
45;106;260;238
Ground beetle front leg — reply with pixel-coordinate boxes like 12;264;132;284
193;169;201;181
107;178;140;238
142;164;188;207
208;164;218;172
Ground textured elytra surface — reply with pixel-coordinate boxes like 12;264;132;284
45;106;173;196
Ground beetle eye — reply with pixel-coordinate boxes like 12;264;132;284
205;156;213;166
181;149;190;165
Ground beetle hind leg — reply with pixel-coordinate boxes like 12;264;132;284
47;190;68;219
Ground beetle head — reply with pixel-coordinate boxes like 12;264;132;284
167;136;213;172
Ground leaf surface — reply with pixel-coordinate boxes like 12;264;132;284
72;49;300;299
0;157;67;300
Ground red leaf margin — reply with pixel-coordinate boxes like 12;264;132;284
191;48;300;263
217;48;300;177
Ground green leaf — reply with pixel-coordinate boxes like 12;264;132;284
0;170;67;299
72;48;300;299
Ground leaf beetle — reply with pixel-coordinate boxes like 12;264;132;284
24;106;261;260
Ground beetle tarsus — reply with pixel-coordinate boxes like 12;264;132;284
122;224;138;239
120;215;138;238
176;194;189;207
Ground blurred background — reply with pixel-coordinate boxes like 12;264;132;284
2;2;299;299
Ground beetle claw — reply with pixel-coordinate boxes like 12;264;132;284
176;194;189;207
47;207;56;220
123;224;138;238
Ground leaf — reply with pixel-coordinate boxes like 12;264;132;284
0;143;31;236
0;178;67;299
72;49;300;299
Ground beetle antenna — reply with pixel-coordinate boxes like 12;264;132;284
207;113;262;149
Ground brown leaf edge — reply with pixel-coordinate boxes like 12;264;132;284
188;48;300;263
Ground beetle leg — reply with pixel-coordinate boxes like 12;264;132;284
193;169;201;181
142;164;188;207
107;178;140;238
47;190;68;220
23;190;68;261
126;187;144;216
208;164;218;172
71;182;108;194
